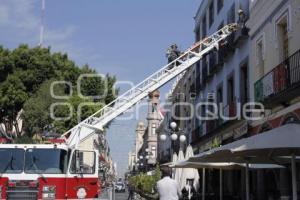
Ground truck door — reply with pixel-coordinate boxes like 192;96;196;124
66;149;99;199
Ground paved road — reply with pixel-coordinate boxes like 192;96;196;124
115;191;129;200
98;188;129;200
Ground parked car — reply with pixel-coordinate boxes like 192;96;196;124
115;182;126;193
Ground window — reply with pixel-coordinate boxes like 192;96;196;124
217;0;224;13
151;146;156;159
227;3;235;24
70;150;95;174
202;15;207;38
276;13;289;61
209;1;214;27
256;36;265;77
0;148;24;173
152;103;158;113
151;123;156;135
227;75;235;104
240;63;249;103
217;84;223;104
25;148;67;174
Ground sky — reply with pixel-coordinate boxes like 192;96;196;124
0;0;200;176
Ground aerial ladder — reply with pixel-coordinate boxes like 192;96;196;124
62;23;238;148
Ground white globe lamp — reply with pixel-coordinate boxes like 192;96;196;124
179;135;186;143
160;134;167;141
171;133;178;141
170;122;177;130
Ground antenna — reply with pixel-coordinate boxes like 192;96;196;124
39;0;45;47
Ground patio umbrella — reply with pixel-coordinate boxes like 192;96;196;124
180;145;200;193
175;149;185;185
188;123;300;200
174;161;283;170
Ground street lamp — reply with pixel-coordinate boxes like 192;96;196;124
160;134;167;141
160;121;186;143
170;121;177;130
179;135;187;143
171;133;178;141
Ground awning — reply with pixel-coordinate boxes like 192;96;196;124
173;160;284;170
189;123;300;163
188;123;300;200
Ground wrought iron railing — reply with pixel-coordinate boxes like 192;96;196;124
254;49;300;103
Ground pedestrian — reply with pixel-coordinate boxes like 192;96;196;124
157;167;182;200
127;184;134;200
181;179;197;200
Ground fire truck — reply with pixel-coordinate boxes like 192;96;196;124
0;24;237;199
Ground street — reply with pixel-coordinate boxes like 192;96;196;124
99;188;129;200
115;191;129;200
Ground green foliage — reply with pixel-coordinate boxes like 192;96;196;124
210;137;221;149
53;93;104;133
0;44;118;138
129;165;161;195
22;79;64;136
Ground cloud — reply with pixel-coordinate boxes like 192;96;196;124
0;0;104;70
45;26;77;42
0;0;40;32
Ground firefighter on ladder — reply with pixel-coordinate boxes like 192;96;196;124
166;44;182;69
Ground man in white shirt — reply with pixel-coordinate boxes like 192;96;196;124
157;167;182;200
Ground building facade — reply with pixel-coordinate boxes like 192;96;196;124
130;90;163;172
247;0;300;199
192;0;250;152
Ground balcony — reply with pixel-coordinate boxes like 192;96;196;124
222;33;235;60
254;49;300;108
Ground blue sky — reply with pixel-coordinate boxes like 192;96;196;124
0;0;200;176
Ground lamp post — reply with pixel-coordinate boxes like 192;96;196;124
159;121;187;154
138;148;154;172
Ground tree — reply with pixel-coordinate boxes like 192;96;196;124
0;74;28;137
53;93;104;133
22;79;64;137
0;45;118;139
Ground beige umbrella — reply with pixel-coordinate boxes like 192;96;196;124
180;145;200;198
172;152;178;179
175;149;185;185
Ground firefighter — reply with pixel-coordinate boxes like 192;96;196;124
166;44;181;64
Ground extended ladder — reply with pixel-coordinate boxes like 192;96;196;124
62;23;238;148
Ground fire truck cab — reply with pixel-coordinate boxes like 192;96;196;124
0;144;100;199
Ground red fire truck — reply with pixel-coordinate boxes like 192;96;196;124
0;24;237;199
0;144;100;199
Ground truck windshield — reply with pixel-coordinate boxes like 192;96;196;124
0;148;24;173
25;148;67;174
